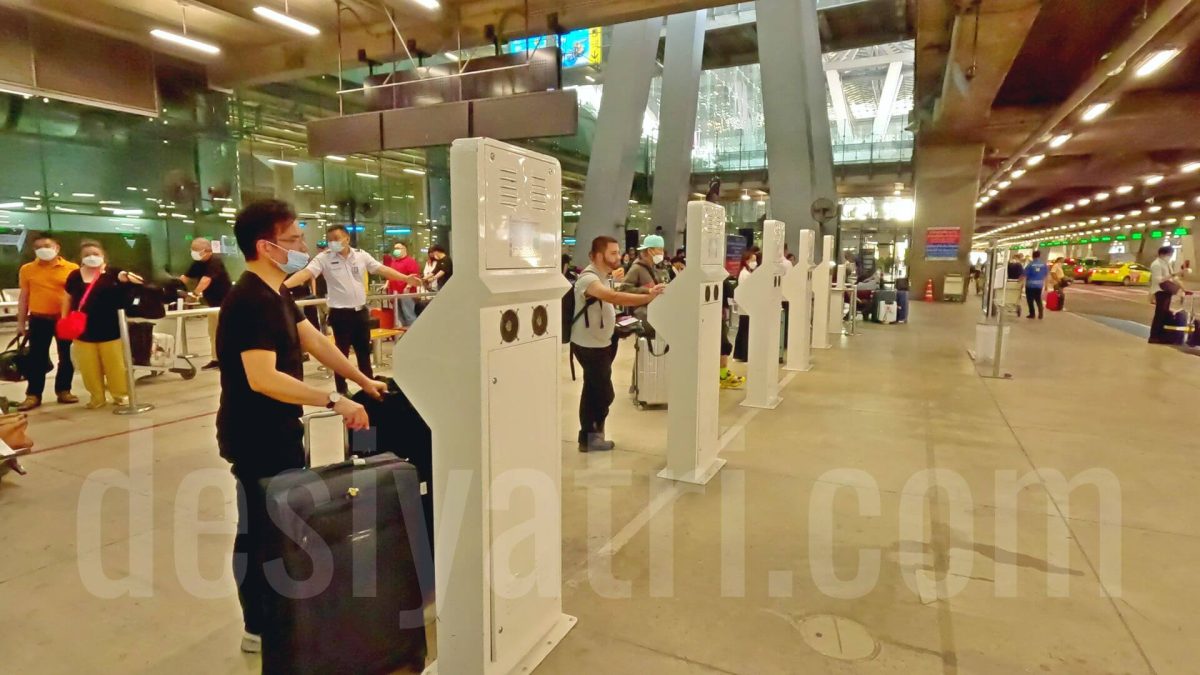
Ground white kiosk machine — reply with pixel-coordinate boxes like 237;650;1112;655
648;200;729;485
783;229;815;371
393;138;575;675
811;235;835;349
738;219;786;409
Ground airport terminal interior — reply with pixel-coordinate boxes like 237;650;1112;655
1;1;1199;673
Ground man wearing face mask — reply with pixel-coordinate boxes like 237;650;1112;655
283;224;420;395
619;234;670;333
15;234;79;410
180;237;232;370
386;241;421;328
217;200;390;653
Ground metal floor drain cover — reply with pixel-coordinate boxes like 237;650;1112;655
800;614;879;662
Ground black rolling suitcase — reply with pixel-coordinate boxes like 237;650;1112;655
349;379;434;551
260;412;433;675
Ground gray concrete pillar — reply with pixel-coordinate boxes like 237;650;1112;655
574;18;663;263
909;142;983;300
650;10;706;255
758;0;836;260
798;0;837;214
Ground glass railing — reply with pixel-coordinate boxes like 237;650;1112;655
688;130;913;173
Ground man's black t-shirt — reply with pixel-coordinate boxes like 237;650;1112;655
216;271;307;479
186;256;232;307
65;268;127;343
1006;261;1024;280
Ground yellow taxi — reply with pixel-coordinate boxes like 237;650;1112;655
1088;261;1152;286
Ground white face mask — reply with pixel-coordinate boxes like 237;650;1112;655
34;247;57;262
190;250;205;262
652;254;664;265
328;241;345;254
394;249;405;258
747;261;758;271
82;255;104;268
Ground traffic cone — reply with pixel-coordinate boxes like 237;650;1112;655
923;278;935;302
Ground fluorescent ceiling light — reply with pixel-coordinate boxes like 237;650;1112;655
1148;205;1162;213
1052;208;1062;214
1010;169;1026;179
1063;203;1075;211
150;29;221;55
1081;101;1113;122
1048;133;1072;149
585;76;596;83
1182;162;1200;174
740;193;751;201
0;201;24;209
268;158;298;166
410;0;441;9
324;155;346;162
1116;184;1134;194
998;180;1011;189
403;168;426;176
1170;200;1185;208
1077;198;1091;206
253;6;320;36
987;189;999;197
1143;174;1164;186
443;52;458;61
356;172;378;179
1135;48;1181;78
1026;154;1045;166
71;192;95;198
1095;192;1110;201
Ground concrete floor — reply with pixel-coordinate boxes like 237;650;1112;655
1;300;1196;674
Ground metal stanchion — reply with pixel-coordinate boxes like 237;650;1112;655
176;298;198;359
113;308;155;415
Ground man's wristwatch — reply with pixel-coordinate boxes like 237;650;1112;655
326;392;342;409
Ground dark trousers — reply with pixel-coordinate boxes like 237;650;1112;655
574;344;616;441
232;469;270;636
25;315;74;397
733;314;750;361
1025;287;1044;318
1149;290;1174;343
328;307;372;394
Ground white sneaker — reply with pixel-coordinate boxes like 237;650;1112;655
240;632;262;653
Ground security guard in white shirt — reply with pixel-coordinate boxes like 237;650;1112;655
284;224;420;393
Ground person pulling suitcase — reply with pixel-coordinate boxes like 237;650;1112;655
216;200;389;655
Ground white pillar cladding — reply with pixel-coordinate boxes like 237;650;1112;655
758;0;837;261
649;10;706;255
574;18;663;263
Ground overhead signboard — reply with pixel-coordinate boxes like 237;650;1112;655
510;28;602;67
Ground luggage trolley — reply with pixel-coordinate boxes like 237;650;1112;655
126;309;198;381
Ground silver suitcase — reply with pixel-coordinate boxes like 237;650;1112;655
633;336;669;409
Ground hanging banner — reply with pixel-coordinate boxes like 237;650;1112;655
925;227;961;261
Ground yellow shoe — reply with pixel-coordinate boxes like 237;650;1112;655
85;399;107;410
720;374;745;390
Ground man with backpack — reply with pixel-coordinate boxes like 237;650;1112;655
571;236;665;452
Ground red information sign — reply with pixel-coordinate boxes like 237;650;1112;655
925;227;961;261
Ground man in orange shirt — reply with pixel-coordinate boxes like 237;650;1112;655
16;234;80;410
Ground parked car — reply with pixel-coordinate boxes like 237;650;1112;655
1063;257;1102;282
1088;262;1152;286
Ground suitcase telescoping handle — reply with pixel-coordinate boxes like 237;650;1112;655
302;410;349;468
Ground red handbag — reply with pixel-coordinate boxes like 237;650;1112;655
56;273;101;341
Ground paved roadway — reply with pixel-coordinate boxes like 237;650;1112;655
1061;282;1158;326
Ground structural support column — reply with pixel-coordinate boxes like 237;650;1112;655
575;18;663;263
650;10;706;255
798;0;837;223
758;0;836;260
909;142;984;300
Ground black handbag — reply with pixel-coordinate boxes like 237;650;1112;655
0;335;50;383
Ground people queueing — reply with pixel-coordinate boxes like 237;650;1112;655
215;200;386;654
64;240;143;408
283;224;420;395
571;236;664;452
732;250;758;362
179;237;232;370
387;241;421;328
1022;250;1049;320
15;234;79;411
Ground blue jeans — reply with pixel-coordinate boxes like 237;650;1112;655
395;297;417;327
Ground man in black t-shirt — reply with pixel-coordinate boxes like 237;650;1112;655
217;200;387;654
181;237;233;370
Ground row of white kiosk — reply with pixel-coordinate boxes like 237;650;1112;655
393;138;851;675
